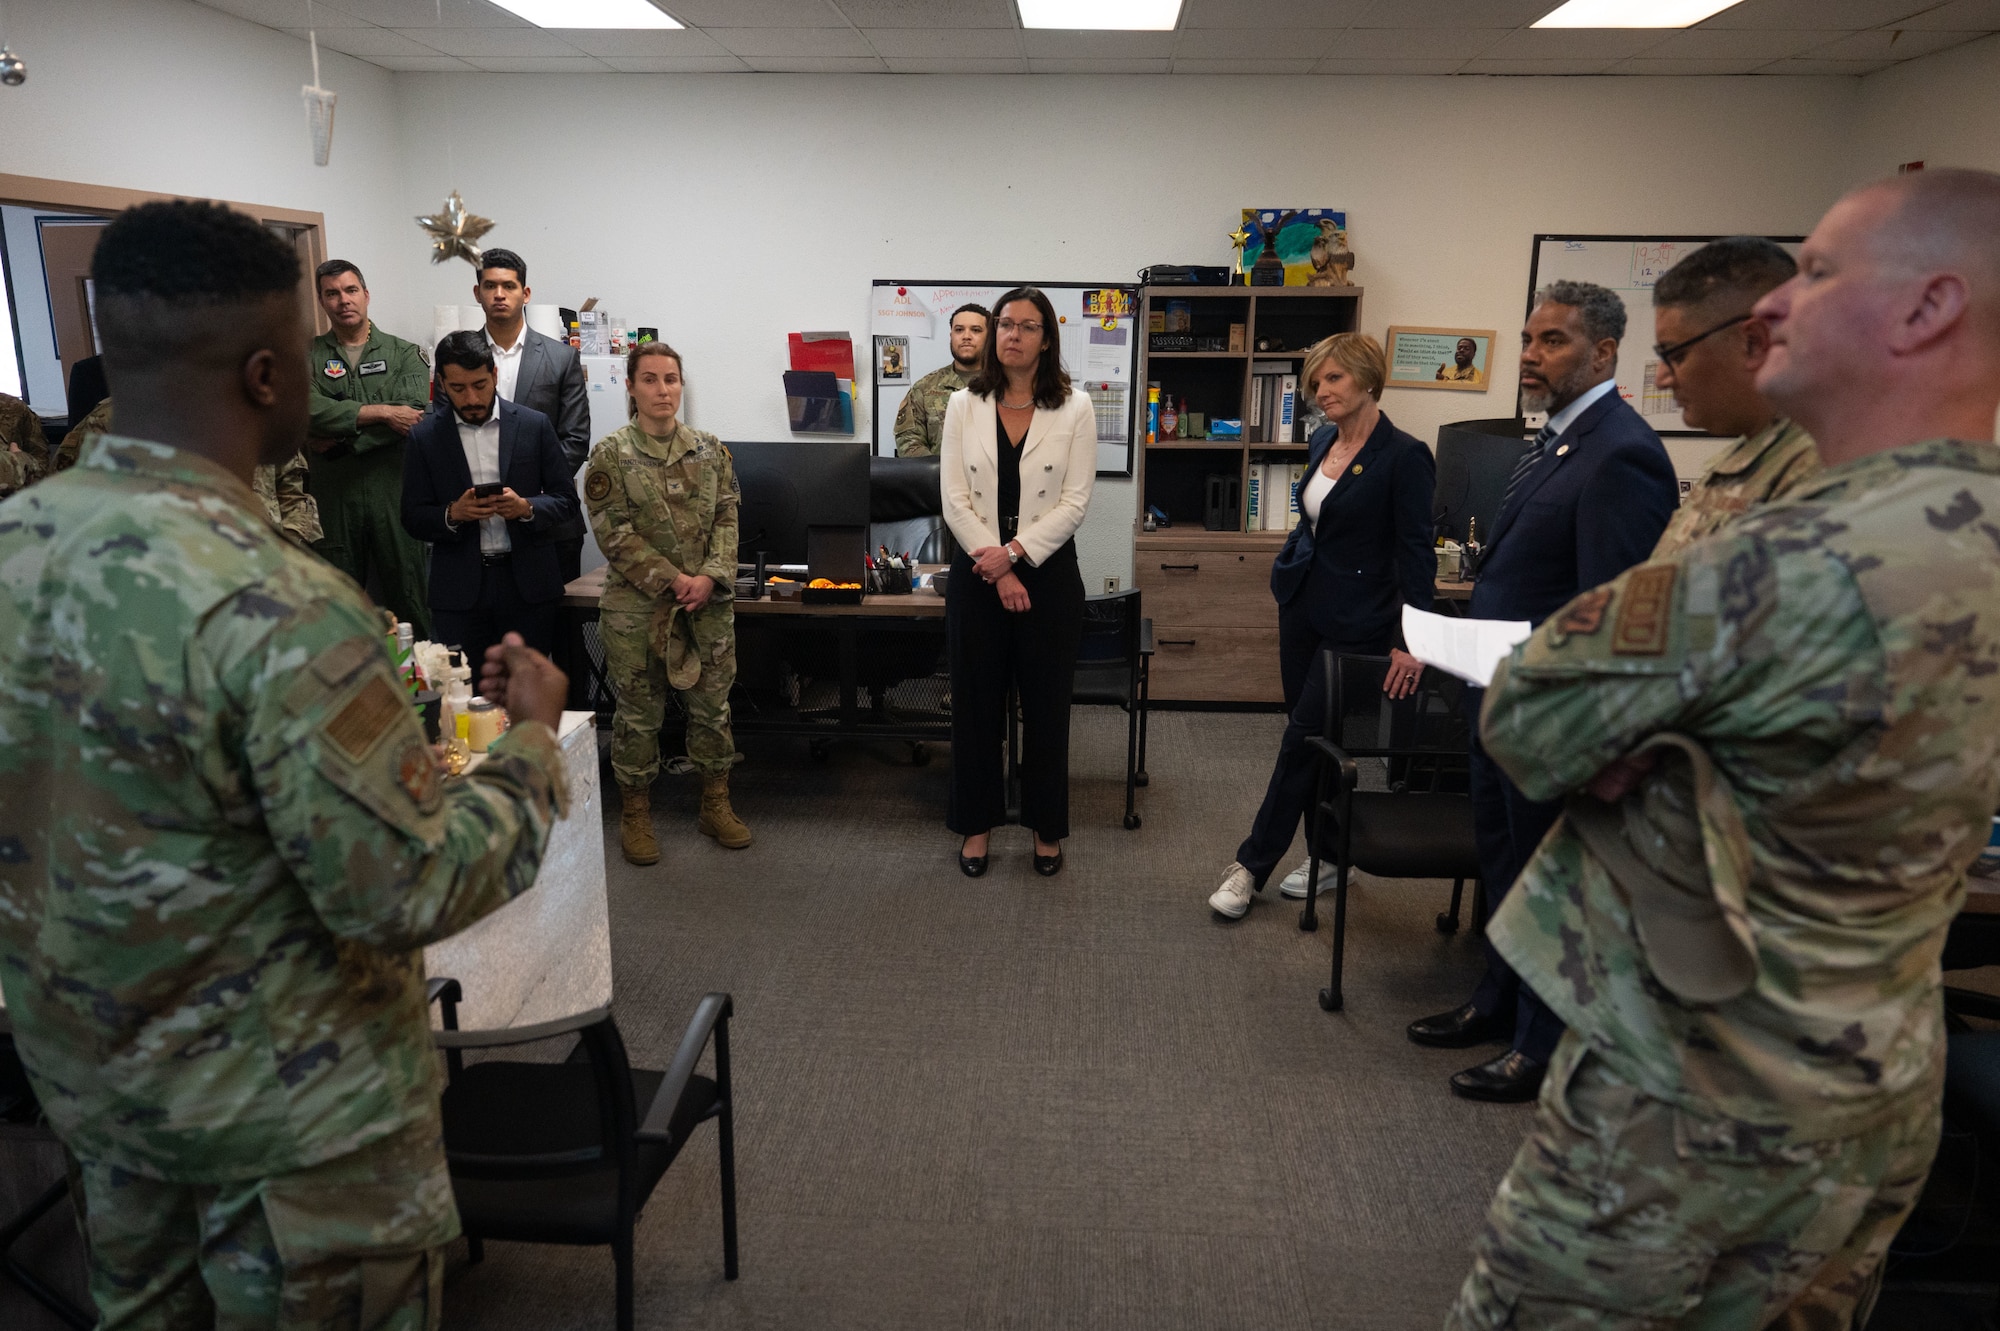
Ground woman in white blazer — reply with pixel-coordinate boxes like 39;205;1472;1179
940;287;1098;878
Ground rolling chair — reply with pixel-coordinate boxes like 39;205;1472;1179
1070;589;1152;830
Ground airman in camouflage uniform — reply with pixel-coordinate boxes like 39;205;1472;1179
893;362;974;457
0;390;48;497
1447;168;2000;1329
51;394;108;475
584;416;751;859
0;199;573;1329
1652;416;1819;557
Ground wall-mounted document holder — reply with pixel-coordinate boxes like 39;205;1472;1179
784;370;853;433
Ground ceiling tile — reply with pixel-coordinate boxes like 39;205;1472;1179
1611;56;1773;73
741;55;891;70
1460;57;1618;73
1181;0;1373;25
708;25;874;55
365;54;478;69
1025;57;1174;72
462;56;611;71
837;0;1018;24
1482;28;1675;58
1327;27;1510;58
391;26;579;55
1756;55;1898;72
1802;27;1988;58
882;55;1029;71
1899;0;2000;28
1172;57;1321;71
282;26;445;57
324;0;529;25
860;27;1023;56
655;0;845;25
1350;0;1554;27
1176;27;1342;56
551;27;728;56
203;0;373;26
1311;56;1471;72
1020;30;1179;56
1640;27;1848;58
1695;0;1932;28
600;55;754;70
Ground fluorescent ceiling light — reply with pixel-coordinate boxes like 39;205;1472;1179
1533;0;1744;26
1018;0;1183;30
487;0;681;28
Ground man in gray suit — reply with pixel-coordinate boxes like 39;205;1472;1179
472;248;593;583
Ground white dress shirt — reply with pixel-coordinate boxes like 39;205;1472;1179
487;325;528;404
1299;465;1337;523
455;410;511;554
1544;376;1619;441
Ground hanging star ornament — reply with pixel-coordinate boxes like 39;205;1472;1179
415;191;494;267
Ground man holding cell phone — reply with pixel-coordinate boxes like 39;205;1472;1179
402;330;578;671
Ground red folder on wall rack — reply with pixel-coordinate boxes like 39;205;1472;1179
789;331;855;378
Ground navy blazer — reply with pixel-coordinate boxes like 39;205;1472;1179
1269;412;1436;648
1469;387;1677;628
401;398;579;612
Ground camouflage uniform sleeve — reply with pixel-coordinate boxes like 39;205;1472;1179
893;382;930;458
1482;531;1816;801
698;446;739;586
275;450;323;545
0;444;42;497
204;582;567;950
583;447;683;597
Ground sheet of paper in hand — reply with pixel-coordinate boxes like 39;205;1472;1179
1401;605;1532;688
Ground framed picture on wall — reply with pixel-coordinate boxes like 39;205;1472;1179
877;335;909;384
1385;326;1495;392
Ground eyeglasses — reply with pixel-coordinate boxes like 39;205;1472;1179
1652;313;1751;368
995;319;1044;336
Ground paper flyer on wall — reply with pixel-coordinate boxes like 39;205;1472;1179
1401;606;1532;688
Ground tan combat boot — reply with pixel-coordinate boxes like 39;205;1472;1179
619;784;660;866
698;775;752;849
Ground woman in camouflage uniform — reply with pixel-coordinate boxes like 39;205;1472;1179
582;342;750;864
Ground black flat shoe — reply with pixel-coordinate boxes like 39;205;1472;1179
1033;845;1063;877
959;840;988;878
1407;1002;1510;1050
1449;1050;1547;1104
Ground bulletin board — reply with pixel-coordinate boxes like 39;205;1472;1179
870;279;1138;475
1524;235;1803;435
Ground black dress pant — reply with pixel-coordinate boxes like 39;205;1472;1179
1235;597;1390;884
1464;686;1567;1062
557;536;584;588
947;541;1085;840
431;554;558;680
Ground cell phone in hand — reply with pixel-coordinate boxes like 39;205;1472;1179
473;482;505;498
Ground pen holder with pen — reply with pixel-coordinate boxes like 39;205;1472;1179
869;564;914;595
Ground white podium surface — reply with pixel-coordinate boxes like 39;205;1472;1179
425;710;611;1045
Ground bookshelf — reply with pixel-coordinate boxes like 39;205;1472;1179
1133;284;1362;704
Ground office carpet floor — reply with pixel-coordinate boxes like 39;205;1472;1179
440;708;1531;1331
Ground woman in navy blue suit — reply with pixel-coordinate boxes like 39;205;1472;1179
1208;333;1437;919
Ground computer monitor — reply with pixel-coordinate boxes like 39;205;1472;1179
729;440;872;580
1434;418;1529;545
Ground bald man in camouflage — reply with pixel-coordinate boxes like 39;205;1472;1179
1447;169;2000;1329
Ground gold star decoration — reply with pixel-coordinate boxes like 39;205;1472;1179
415;191;494;267
1227;224;1253;252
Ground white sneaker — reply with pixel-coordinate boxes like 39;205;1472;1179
1208;862;1258;919
1278;859;1321;899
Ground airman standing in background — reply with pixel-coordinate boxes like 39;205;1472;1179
893;302;989;457
584;339;750;864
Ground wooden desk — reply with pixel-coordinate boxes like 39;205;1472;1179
563;563;944;616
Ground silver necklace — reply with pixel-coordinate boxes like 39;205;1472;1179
1000;397;1034;410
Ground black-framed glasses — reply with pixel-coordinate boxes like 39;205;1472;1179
1652;313;1751;368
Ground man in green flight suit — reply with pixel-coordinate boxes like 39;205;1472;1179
893;302;988;457
0;200;572;1328
1446;168;2000;1329
307;258;434;636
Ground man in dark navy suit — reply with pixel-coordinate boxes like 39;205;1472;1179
1407;281;1679;1103
402;330;577;673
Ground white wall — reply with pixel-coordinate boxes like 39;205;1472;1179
387;70;1860;589
1854;33;2000;178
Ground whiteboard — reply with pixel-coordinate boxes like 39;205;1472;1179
1525;235;1802;435
869;280;1137;475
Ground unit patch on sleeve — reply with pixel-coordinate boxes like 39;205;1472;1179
1555;586;1612;638
585;470;612;503
1611;565;1678;656
323;674;406;762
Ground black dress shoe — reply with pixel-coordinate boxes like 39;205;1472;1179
1406;1002;1509;1049
1033;845;1063;877
1449;1050;1547;1104
959;841;988;878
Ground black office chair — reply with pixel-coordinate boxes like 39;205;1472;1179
1301;652;1481;1013
432;986;738;1331
1071;590;1153;830
0;1036;93;1330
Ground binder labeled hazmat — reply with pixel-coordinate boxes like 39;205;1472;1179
1401;605;1531;688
